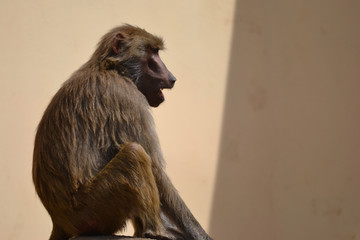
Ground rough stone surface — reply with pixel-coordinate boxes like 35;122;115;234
73;236;150;240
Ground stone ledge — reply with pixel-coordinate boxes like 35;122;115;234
73;236;150;240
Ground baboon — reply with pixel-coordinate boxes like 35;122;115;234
33;24;212;240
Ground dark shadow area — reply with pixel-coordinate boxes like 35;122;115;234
209;1;360;239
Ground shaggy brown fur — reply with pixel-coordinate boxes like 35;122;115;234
33;25;212;240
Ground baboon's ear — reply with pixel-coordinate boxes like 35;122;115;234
112;33;125;54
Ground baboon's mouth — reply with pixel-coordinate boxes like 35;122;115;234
155;84;173;103
158;88;164;100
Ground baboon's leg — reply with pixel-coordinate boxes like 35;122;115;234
53;143;165;238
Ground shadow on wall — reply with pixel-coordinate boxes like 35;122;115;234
209;0;360;240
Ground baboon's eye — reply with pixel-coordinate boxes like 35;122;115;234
147;45;159;54
152;48;159;54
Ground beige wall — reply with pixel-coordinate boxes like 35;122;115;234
1;0;360;240
210;0;360;240
0;0;234;239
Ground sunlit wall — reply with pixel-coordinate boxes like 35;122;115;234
0;1;234;238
